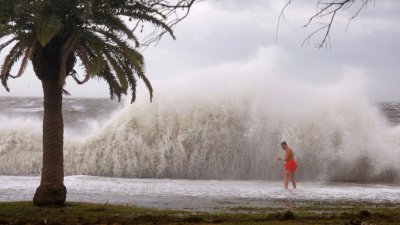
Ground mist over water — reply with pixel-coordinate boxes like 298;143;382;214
1;47;400;182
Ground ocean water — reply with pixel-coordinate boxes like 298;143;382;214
1;73;400;207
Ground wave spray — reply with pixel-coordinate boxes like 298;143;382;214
1;47;399;182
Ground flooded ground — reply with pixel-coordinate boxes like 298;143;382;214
2;175;399;211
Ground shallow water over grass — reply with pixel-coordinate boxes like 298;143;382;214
2;175;400;211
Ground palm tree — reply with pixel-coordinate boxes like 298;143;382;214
0;0;196;206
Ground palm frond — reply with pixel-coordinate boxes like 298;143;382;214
59;33;79;86
62;88;71;95
15;40;36;78
100;39;152;101
35;14;61;47
103;50;128;93
0;38;17;54
90;53;106;75
115;57;137;103
125;11;175;40
94;28;139;48
84;28;152;101
73;44;93;84
138;70;153;102
1;0;197;103
91;12;135;41
1;41;25;91
99;64;124;101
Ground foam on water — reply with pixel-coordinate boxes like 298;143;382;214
0;47;400;182
1;175;399;209
10;108;43;113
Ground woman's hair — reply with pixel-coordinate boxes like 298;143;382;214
281;141;287;145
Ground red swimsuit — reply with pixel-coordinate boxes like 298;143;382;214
285;159;297;171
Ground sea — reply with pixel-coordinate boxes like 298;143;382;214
1;82;400;209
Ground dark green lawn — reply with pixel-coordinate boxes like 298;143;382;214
0;201;400;224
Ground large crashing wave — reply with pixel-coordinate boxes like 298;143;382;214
1;47;399;182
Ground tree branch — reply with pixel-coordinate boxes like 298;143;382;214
278;0;373;49
276;0;292;44
133;0;201;48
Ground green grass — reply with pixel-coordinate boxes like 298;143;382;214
0;201;400;224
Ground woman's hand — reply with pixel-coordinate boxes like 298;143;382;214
276;157;282;161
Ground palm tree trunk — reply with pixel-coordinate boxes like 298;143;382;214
33;80;66;206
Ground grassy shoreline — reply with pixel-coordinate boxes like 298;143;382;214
1;201;400;224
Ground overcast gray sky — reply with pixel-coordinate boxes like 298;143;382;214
1;0;399;101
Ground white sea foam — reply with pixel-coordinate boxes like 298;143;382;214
71;105;85;112
9;107;43;113
1;175;399;209
0;47;399;182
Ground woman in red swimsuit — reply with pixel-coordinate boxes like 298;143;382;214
276;141;297;189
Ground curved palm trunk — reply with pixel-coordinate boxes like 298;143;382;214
33;80;66;206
